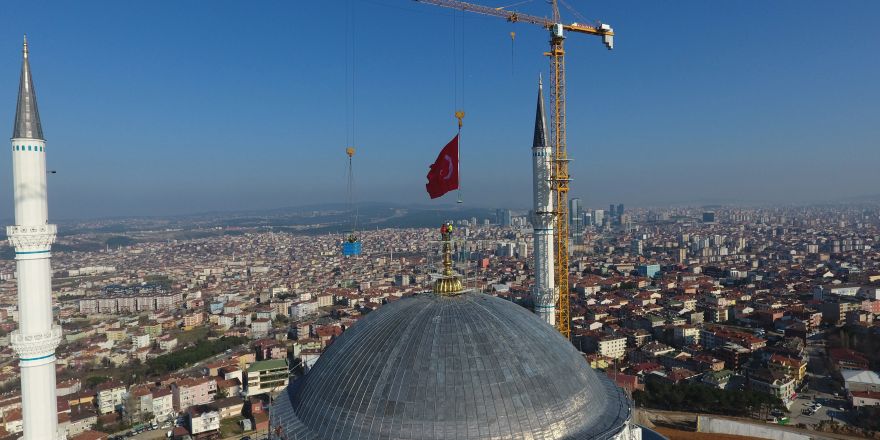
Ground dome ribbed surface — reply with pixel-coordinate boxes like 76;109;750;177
271;292;630;440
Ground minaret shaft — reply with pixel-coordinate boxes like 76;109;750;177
532;78;556;326
8;37;62;440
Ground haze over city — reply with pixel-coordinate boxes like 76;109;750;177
0;1;877;218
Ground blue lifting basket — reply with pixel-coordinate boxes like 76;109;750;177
343;241;361;256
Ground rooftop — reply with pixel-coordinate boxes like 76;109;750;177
248;358;288;373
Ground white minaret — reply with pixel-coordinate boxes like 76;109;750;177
8;36;63;440
531;76;556;326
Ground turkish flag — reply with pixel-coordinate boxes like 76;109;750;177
426;134;459;199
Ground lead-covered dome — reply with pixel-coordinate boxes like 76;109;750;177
271;292;631;440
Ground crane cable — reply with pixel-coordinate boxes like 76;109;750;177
345;0;359;242
452;8;465;203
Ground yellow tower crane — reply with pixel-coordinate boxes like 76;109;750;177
413;0;614;339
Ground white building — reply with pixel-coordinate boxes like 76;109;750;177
814;284;862;300
151;389;175;422
97;382;127;415
158;335;178;351
131;333;151;349
251;318;271;338
290;300;318;319
850;391;880;407
843;369;880;393
188;407;220;435
599;336;628;359
246;359;289;396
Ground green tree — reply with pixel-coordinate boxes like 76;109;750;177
86;375;111;388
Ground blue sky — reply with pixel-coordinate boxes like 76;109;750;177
1;1;878;218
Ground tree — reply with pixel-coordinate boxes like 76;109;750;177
216;388;229;399
86;375;111;388
636;375;785;418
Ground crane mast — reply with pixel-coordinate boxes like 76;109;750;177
547;4;571;338
413;0;613;339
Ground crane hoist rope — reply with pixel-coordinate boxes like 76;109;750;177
342;0;362;258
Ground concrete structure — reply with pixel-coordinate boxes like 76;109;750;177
131;333;151;349
7;36;64;440
850;391;880;407
96;381;126;415
209;397;244;420
172;377;216;412
187;406;220;436
601;336;629;359
124;386;173;423
747;369;796;406
637;264;660;279
151;389;174;422
246;359;289;396
820;299;860;324
842;369;880;393
530;78;557;326
697;415;808;440
124;386;153;422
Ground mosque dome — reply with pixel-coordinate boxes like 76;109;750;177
269;291;634;440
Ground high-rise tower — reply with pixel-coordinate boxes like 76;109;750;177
8;36;62;440
531;77;556;326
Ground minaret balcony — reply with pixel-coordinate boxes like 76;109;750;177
10;325;62;360
6;224;56;254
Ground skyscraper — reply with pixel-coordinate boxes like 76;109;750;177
593;209;605;229
496;208;512;227
8;36;62;440
569;197;584;236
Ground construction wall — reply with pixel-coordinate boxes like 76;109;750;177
697;416;810;440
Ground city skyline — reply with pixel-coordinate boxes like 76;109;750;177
0;1;878;218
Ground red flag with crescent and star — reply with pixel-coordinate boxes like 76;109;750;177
426;134;459;199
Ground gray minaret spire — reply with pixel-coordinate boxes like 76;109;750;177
14;35;43;140
531;75;557;326
533;74;548;149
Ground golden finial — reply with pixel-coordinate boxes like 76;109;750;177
433;222;464;296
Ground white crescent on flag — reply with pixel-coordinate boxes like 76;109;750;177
443;155;454;180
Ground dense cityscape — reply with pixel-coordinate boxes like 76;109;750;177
1;203;880;439
3;0;879;439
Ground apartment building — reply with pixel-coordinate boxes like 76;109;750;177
246;359;289;396
172;377;216;412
